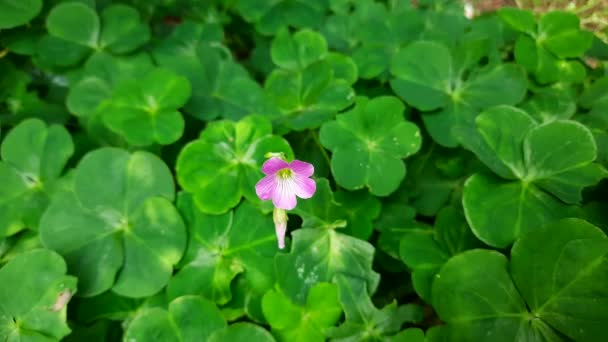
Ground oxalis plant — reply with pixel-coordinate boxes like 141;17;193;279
1;0;608;341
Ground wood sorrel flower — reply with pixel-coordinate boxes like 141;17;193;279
255;156;316;249
255;157;316;210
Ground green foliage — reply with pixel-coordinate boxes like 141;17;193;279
320;96;421;195
0;249;76;340
39;148;186;298
176;115;293;214
0;119;73;237
433;219;608;341
1;1;608;341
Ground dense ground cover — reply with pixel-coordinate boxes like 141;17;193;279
1;0;608;341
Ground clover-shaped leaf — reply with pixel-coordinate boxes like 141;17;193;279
0;249;77;341
262;283;342;342
152;21;277;121
0;119;73;237
320;96;421;196
351;3;424;80
275;228;380;305
271;28;328;71
390;40;527;147
433;219;608;342
499;8;592;84
168;194;276;305
461;105;606;247
123;296;227;342
235;0;328;35
328;274;423;341
99;68;191;146
580;76;608;110
67;52;155;118
176;115;293;214
0;0;42;29
520;87;576;123
40;148;186;297
208;322;276;342
46;3;149;54
399;206;481;302
292;178;381;240
265;29;357;131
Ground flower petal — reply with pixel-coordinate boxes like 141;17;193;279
272;179;297;210
294;176;316;199
255;175;276;200
262;157;289;175
289;159;314;177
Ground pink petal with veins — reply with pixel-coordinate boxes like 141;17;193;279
255;175;277;201
289;160;314;177
293;176;316;199
262;157;289;175
272;179;297;210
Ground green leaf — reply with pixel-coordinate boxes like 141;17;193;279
320;96;421;196
124;296;227;342
433;219;608;341
275;228;379;305
67;52;154;118
400;230;447;302
271;28;327;71
152;22;276;121
461;105;605;247
404;144;472;216
292;179;381;240
497;7;536;35
0;230;43;264
458;64;528;108
399;206;480;302
463;173;571;248
432;250;529;342
390;41;527;146
0;119;73;236
511;219;608;341
100;68;191;146
208;322;276;342
262;283;342;342
579;76;608;109
46;3;149;53
75;291;142;323
235;0;328;35
0;249;77;341
521;88;576;122
539;11;592;58
0;0;42;29
46;2;99;48
503;9;591;84
168;195;276;305
351;4;424;79
389;41;452;111
329;274;423;341
40;148;186;298
265;31;357;131
99;4;150;54
475;106;536;178
387;328;425;342
176;115;293;214
524;121;606;203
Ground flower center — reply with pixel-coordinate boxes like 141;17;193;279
277;168;294;179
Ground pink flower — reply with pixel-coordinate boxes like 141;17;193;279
255;157;317;210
